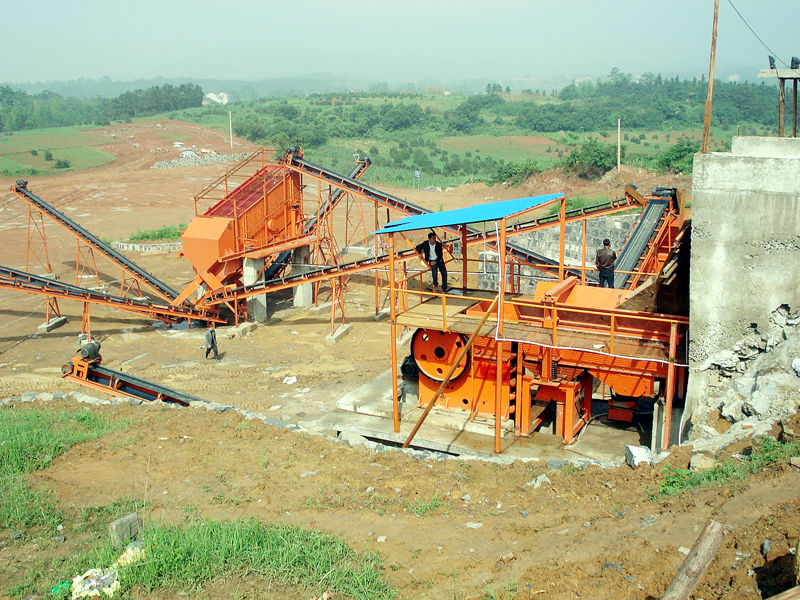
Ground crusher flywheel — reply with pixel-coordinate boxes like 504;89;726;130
410;328;470;383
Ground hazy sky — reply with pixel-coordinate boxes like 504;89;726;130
2;0;796;85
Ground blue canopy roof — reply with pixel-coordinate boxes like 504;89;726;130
375;193;564;234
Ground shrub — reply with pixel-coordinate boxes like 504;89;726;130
654;137;700;174
54;159;71;169
562;139;618;179
487;159;541;186
44;150;53;161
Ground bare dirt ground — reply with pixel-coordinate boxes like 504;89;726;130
1;122;796;600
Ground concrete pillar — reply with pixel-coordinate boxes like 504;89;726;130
243;257;268;321
291;246;314;307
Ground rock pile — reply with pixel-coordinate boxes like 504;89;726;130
690;304;800;452
152;152;250;169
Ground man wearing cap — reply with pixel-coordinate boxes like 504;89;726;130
595;238;617;288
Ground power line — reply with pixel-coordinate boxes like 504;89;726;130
727;0;788;67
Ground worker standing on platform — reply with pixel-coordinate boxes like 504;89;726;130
595;238;617;288
415;231;448;292
205;323;220;360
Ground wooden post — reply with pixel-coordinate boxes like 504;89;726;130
81;302;91;341
701;0;719;153
779;78;786;137
661;519;731;600
794;78;798;137
763;585;800;600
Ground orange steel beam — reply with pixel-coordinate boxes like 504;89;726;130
199;205;682;308
192;149;274;214
0;266;222;323
190;153;677;319
11;184;181;304
220;234;318;263
24;204;61;322
626;215;685;290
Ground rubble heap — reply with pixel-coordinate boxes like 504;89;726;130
689;305;800;452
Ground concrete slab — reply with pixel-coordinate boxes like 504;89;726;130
37;316;67;333
341;245;370;256
372;308;390;321
309;301;332;314
325;323;352;345
309;369;643;463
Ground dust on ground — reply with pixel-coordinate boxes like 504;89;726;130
0;121;792;600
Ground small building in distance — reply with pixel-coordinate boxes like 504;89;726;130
203;92;229;106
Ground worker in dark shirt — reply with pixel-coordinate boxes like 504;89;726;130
415;232;448;292
205;323;220;360
595;238;617;288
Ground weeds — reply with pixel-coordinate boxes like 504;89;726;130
649;436;800;500
64;519;396;600
128;223;186;242
404;492;446;516
0;408;115;530
76;496;150;532
482;580;520;599
562;463;585;476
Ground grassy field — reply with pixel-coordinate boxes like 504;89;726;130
438;134;565;165
0;126;116;175
0;93;744;182
2;406;396;600
0;408;118;531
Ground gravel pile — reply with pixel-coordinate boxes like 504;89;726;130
152;152;251;169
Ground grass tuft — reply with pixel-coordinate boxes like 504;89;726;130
128;223;187;242
404;492;446;516
649;436;800;500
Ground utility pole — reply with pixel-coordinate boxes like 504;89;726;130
617;118;621;172
701;0;719;153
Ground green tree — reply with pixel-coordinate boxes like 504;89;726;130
654;137;699;174
562;139;618;179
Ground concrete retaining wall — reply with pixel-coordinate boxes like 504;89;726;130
687;136;800;422
515;213;639;267
111;241;182;253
